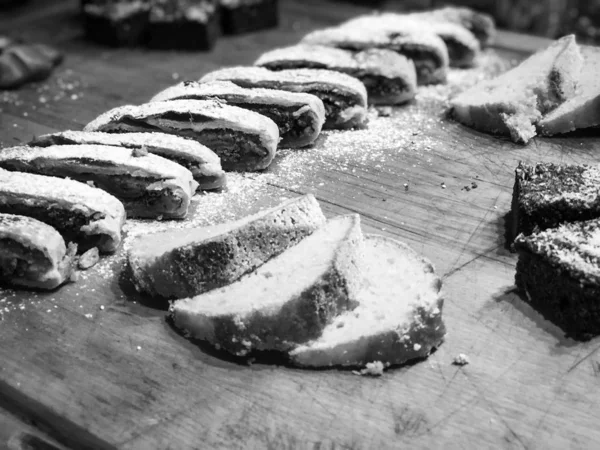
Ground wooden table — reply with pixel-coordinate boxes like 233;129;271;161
1;1;600;449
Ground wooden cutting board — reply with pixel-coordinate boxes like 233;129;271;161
1;1;600;449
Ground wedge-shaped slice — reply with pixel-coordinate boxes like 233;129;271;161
150;81;325;148
300;25;449;85
84;100;279;172
199;67;368;129
0;145;197;220
255;45;417;105
538;45;600;135
450;35;583;144
290;235;445;368
170;214;364;356
0;214;77;290
128;194;326;299
29;130;226;191
0;168;125;253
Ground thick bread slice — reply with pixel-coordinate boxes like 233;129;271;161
0;168;125;253
0;214;77;290
128;194;326;299
0;145;198;219
150;80;326;148
538;45;600;135
170;214;364;356
290;235;445;368
84;100;279;172
29;130;226;191
450;35;583;144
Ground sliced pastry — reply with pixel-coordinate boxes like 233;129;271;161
128;194;326;299
300;25;449;85
0;214;77;290
199;66;368;129
450;35;583;143
290;235;445;368
0;43;63;89
30;130;226;191
255;45;417;105
538;45;600;135
84;100;279;172
219;0;279;35
0;145;197;220
83;0;151;47
170;214;364;356
150;80;325;148
0;168;125;253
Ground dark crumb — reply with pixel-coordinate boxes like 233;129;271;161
462;185;471;191
404;183;409;192
471;182;478;189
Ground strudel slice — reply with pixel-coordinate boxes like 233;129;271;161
200;66;368;129
84;100;279;172
0;214;77;290
219;0;278;35
0;169;125;253
150;80;325;148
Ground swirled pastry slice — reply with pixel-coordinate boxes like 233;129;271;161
200;66;368;129
30;130;225;191
84;100;279;172
255;45;417;105
0;169;125;253
0;214;77;290
150;80;325;148
0;145;197;219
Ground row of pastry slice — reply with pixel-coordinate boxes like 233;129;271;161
126;194;445;369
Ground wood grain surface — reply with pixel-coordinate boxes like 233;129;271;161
1;1;600;449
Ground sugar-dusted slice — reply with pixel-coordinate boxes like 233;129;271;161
0;214;77;290
170;214;364;356
0;145;197;220
199;66;368;129
30;130;226;191
510;162;600;241
514;219;600;340
289;235;445;369
84;100;279;172
150;80;325;148
255;45;417;105
300;25;449;85
128;194;326;299
0;168;125;253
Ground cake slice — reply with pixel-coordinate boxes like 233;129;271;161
150;80;325;148
128;194;326;299
170;214;364;356
289;235;444;368
0;214;77;290
450;35;583;144
0;168;125;253
255;45;417;105
199;66;368;129
538;45;600;135
219;0;278;35
84;100;279;172
510;162;600;241
83;0;151;47
29;130;226;191
514;219;600;340
0;145;198;219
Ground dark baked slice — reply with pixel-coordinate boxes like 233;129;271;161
300;25;449;85
0;214;77;290
30;130;226;191
83;1;151;47
514;219;600;340
0;145;197;220
150;80;325;148
84;100;279;172
255;45;417;105
219;0;278;35
128;194;326;299
0;43;63;89
0;168;125;254
510;162;600;241
200;66;368;129
146;0;220;50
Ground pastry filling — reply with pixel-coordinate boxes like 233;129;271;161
358;74;409;98
234;102;316;141
0;239;49;280
312;90;363;123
